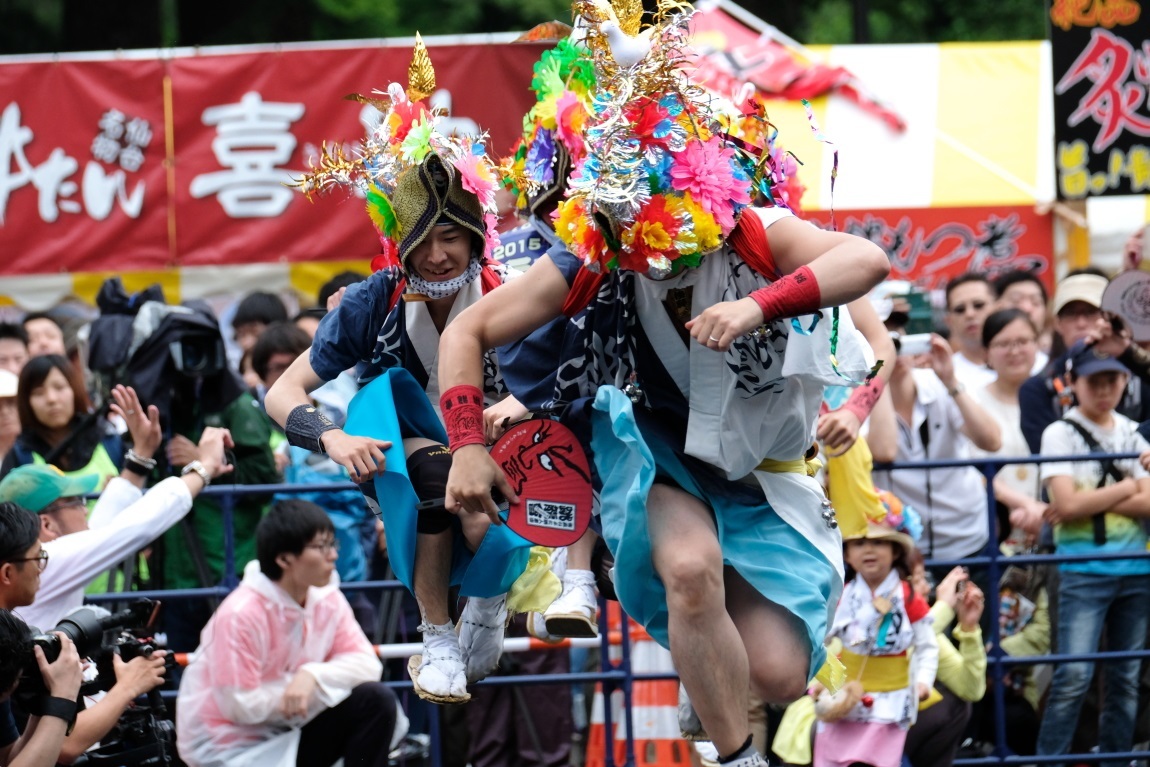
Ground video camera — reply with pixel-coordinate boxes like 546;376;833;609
21;599;176;767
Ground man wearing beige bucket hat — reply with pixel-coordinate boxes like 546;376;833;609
1020;269;1150;453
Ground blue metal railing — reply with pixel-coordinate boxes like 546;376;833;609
81;451;1150;767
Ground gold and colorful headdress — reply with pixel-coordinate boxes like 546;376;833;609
295;34;501;271
502;37;597;221
551;0;786;278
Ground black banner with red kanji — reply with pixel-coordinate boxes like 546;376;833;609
1051;0;1150;198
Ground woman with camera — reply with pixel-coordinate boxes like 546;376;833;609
0;355;121;492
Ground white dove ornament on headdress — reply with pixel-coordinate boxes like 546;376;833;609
586;0;653;68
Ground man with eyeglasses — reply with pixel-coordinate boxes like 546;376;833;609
177;499;406;767
0;386;236;631
944;273;998;391
0;500;165;765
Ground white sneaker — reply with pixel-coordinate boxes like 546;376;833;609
458;594;507;684
694;741;720;767
543;571;598;638
408;623;469;703
724;750;767;767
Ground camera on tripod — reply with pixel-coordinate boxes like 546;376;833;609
21;599;176;766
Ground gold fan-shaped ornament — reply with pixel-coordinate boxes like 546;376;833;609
407;32;436;102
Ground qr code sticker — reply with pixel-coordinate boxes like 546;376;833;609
525;499;576;531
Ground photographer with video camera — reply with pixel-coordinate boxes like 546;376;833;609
0;609;83;767
0;385;235;632
0;506;165;765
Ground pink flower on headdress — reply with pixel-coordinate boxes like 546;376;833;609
484;212;500;257
455;152;496;209
555;91;588;160
670;137;751;232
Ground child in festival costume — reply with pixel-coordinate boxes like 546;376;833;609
813;484;938;767
267;36;559;705
440;2;890;764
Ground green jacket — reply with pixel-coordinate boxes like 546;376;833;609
161;393;278;589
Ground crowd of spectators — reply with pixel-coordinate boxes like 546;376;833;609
0;251;1149;767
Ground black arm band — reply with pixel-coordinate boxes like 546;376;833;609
124;456;152;477
39;696;77;731
285;405;339;453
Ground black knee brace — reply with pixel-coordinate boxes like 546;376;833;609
408;445;454;534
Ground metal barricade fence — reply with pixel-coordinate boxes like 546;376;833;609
80;454;1150;767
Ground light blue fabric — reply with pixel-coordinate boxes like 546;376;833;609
589;386;834;677
344;368;531;598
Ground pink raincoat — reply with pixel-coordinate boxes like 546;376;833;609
176;561;383;767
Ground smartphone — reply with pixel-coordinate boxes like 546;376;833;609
896;333;932;357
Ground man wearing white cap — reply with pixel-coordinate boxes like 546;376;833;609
0;371;17;467
1019;270;1150;453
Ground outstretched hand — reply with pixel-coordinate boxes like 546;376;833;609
110;385;162;459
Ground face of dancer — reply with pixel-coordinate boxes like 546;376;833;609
407;224;473;283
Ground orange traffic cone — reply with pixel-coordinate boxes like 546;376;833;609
585;603;690;767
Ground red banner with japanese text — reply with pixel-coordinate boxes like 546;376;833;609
1050;0;1150;198
0;59;169;274
806;206;1055;292
0;41;547;276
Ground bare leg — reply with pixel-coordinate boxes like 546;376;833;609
566;528;598;570
413;531;453;624
725;569;811;705
459;509;491;553
648;484;749;757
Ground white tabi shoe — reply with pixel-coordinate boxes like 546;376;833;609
408;622;469;704
458;594;507;685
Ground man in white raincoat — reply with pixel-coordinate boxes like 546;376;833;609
176;500;406;767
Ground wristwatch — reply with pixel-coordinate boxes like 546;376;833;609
947;382;966;398
181;460;212;486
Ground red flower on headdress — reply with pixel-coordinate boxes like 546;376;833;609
389;99;430;144
625;98;674;150
621;195;681;268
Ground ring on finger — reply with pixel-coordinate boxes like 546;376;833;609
708;335;720;343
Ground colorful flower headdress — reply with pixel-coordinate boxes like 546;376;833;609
294;34;502;271
502;37;597;218
874;490;923;545
551;0;786;278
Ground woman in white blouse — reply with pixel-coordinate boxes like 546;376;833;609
968;308;1045;545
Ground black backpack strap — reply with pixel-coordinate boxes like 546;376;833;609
1059;418;1121;545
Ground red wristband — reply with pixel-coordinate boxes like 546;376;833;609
749;265;822;322
840;375;885;423
441;385;486;452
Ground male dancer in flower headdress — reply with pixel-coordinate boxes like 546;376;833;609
499;34;606;641
439;3;890;766
266;36;547;705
